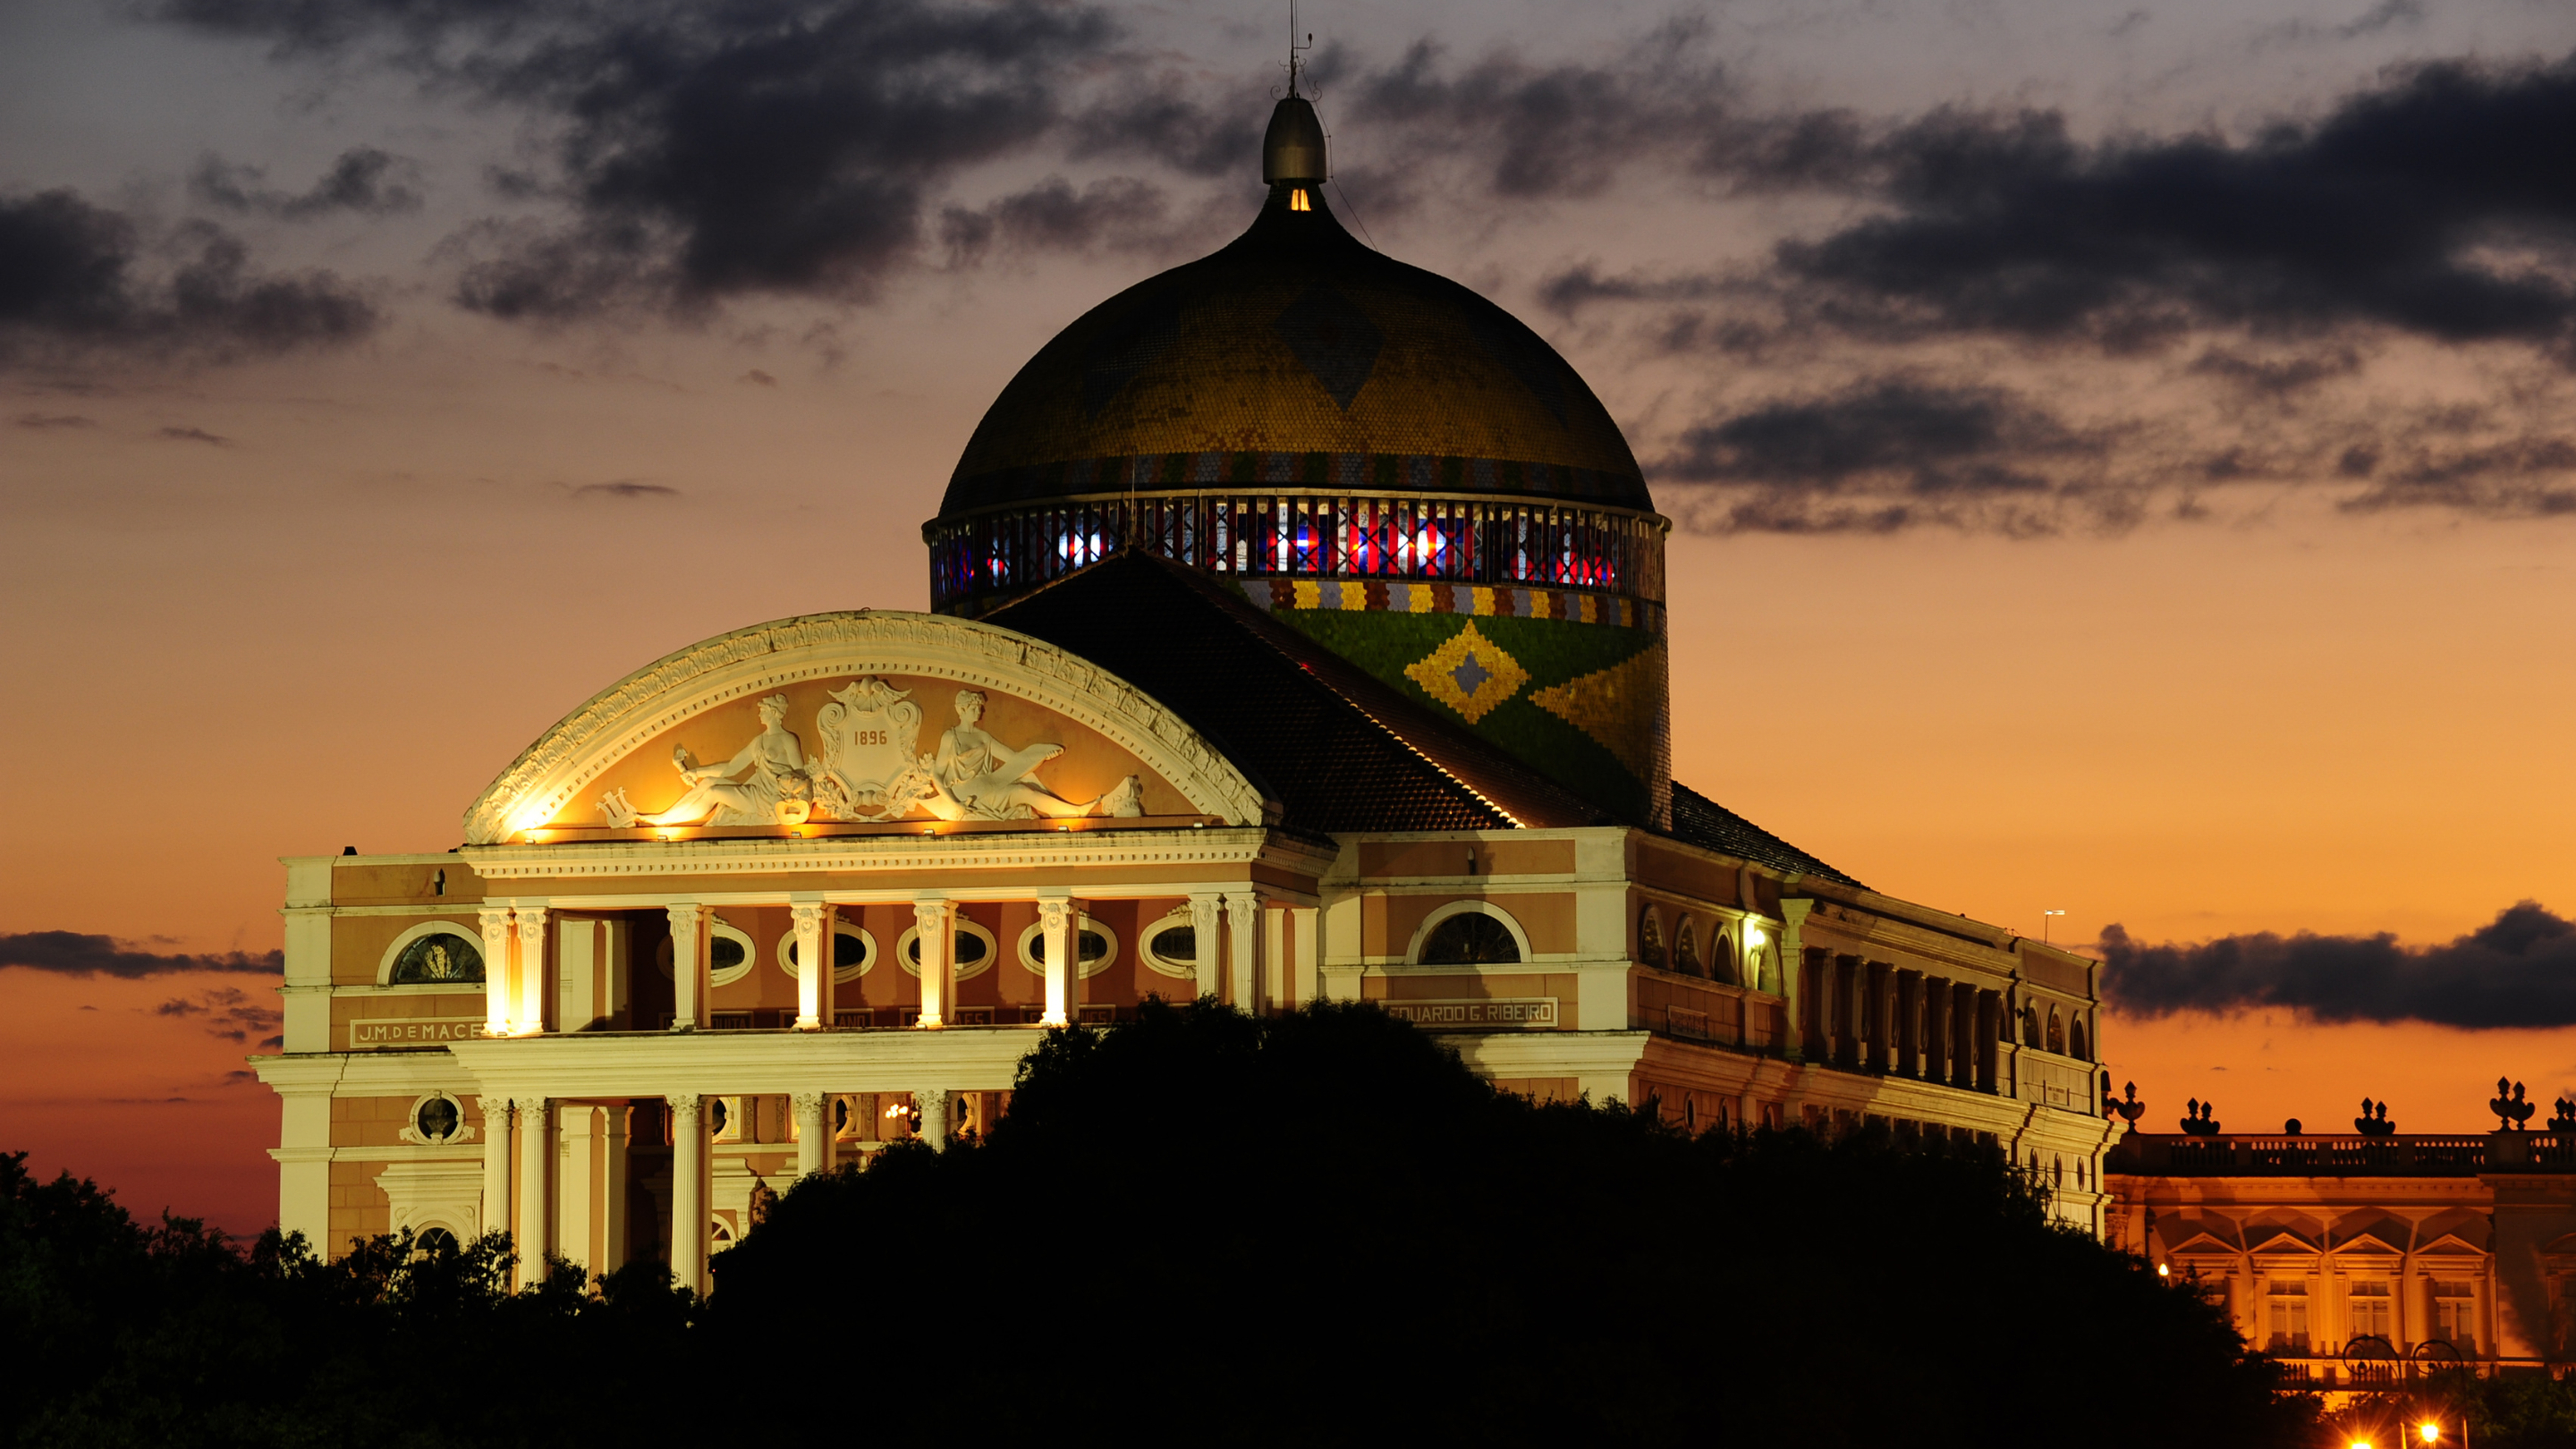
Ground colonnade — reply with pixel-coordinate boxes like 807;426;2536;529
474;1084;967;1295
1802;950;2004;1093
471;888;1307;1038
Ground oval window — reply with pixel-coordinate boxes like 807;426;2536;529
907;933;988;966
1151;926;1195;961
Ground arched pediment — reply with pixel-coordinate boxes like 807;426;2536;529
462;611;1268;844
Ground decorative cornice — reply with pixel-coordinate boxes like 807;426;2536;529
462;610;1266;843
461;826;1326;882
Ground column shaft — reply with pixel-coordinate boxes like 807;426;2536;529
667;903;708;1031
1224;892;1261;1012
514;1097;551;1285
556;1103;597;1274
1188;893;1223;1004
1291;907;1319;1008
792;1091;828;1182
514;905;549;1035
1038;896;1074;1028
669;1095;708;1293
913;900;953;1028
479;909;515;1035
916;1088;949;1150
792;901;830;1031
478;1094;513;1241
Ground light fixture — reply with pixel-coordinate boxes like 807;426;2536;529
2419;1426;2440;1445
2157;1263;2170;1278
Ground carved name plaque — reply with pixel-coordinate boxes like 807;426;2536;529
1374;997;1559;1030
350;1018;482;1050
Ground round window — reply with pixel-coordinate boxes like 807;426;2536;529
1140;914;1199;979
414;1096;461;1143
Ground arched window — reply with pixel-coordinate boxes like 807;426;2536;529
1418;911;1521;965
1712;930;1738;986
2021;1004;2042;1048
1637;907;1665;969
2070;1016;2090;1062
1672;917;1700;977
414;1226;458;1258
2046;1005;2065;1055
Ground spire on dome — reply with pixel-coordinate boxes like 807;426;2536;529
1265;3;1325;184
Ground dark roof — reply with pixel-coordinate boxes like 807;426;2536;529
940;182;1652;517
986;552;1614;833
1664;783;1867;889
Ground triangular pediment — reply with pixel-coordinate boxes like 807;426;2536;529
2332;1233;2405;1258
462;610;1268;843
2416;1232;2486;1258
2165;1230;2239;1258
2246;1227;2318;1257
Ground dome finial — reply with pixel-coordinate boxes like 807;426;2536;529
1265;3;1325;183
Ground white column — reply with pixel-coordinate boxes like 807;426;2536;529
792;1091;828;1182
1225;892;1261;1012
513;1097;551;1285
1188;893;1223;1003
1292;906;1319;1008
669;1095;708;1294
668;903;708;1031
791;900;831;1031
1264;905;1288;1012
914;899;953;1028
479;908;515;1035
514;903;549;1035
556;918;597;1031
1038;894;1075;1028
478;1094;513;1241
273;1089;332;1250
916;1088;950;1150
602;1105;630;1270
556;1103;597;1275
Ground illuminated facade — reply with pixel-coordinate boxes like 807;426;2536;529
255;95;2117;1290
2108;1126;2576;1388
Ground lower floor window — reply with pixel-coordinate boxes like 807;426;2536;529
2267;1280;2310;1354
2433;1281;2477;1355
2348;1281;2392;1343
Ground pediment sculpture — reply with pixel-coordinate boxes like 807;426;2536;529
594;680;1143;830
598;693;811;828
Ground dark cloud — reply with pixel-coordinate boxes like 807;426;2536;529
155;986;284;1044
0;190;377;366
1769;54;2576;353
1653;377;2114;534
13;412;94;428
158;425;228;445
2100;901;2576;1029
568;479;677;498
174;0;1127;316
191;146;425;219
936;176;1170;266
2186;346;2364;396
2;930;281;979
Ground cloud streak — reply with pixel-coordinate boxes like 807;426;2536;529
155;986;284;1045
1;931;283;979
191;146;425;219
2099;902;2576;1029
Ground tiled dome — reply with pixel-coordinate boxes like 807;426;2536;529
938;177;1650;517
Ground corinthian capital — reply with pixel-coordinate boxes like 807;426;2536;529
790;1090;827;1116
476;1095;512;1127
912;899;952;930
667;1094;703;1127
514;1097;551;1130
1038;897;1072;932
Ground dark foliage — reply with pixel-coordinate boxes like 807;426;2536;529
715;998;2306;1447
7;1001;2308;1445
0;1151;690;1447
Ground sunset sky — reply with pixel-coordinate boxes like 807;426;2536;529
4;0;2572;1238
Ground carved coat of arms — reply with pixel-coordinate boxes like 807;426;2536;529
816;677;932;822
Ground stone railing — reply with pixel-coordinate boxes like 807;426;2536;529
2110;1131;2576;1176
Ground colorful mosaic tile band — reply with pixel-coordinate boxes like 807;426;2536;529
1241;578;1663;632
950;450;1648;512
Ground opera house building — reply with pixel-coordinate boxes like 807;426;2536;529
255;95;2118;1292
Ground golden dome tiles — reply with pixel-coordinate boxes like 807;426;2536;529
1403;622;1530;724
